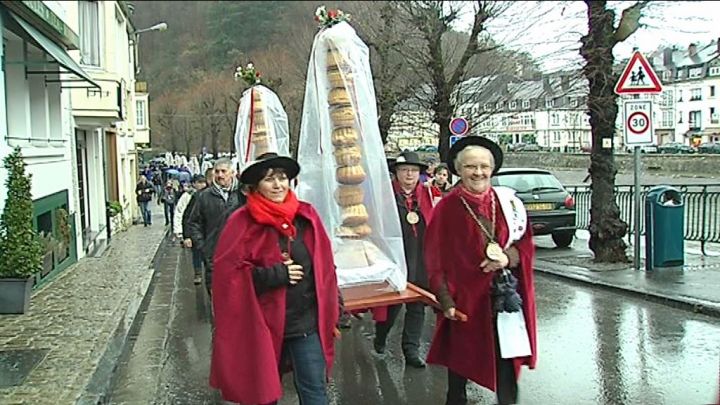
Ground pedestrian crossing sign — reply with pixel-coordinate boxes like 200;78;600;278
615;51;663;95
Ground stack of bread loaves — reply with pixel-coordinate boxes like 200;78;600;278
327;47;371;239
250;89;270;157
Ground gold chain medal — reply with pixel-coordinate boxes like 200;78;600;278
406;211;420;225
485;242;505;261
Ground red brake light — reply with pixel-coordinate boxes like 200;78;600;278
564;195;575;209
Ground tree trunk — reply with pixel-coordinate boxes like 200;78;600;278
581;1;629;263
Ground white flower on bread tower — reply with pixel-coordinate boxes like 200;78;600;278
295;6;409;291
231;62;291;165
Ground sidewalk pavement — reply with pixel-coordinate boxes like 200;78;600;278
534;230;720;316
0;214;167;404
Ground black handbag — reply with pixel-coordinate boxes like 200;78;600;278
491;269;523;313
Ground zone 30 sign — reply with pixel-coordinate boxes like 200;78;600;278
623;100;654;146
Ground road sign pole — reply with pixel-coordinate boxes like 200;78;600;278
633;145;641;270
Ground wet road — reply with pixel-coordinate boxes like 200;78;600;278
108;239;720;404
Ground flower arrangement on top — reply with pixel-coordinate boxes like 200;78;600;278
235;62;262;86
314;6;350;28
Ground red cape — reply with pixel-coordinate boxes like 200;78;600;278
424;187;537;391
210;202;339;404
370;181;435;321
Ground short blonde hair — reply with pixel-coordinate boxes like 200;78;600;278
454;145;495;173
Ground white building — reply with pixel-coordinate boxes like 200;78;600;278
653;41;720;146
0;1;99;282
64;0;147;254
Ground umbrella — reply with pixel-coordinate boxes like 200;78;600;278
164;168;180;179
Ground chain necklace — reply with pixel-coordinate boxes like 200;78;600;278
459;194;505;262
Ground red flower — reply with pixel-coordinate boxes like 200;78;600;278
256;71;261;77
328;9;337;19
314;15;320;22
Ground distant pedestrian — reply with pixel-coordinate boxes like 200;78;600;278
210;152;342;405
152;173;163;205
426;163;452;206
161;181;179;230
176;175;208;285
135;175;154;227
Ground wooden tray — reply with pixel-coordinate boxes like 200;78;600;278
341;282;467;321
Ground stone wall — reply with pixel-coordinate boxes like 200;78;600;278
503;152;720;174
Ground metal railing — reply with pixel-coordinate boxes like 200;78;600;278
567;184;720;255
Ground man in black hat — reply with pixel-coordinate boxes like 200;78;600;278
374;151;435;368
178;174;208;285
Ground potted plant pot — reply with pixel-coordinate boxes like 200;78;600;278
0;277;33;314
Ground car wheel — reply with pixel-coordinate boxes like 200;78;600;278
551;231;574;248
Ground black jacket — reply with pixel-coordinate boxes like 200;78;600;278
187;184;246;267
136;181;154;203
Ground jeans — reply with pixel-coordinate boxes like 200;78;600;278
139;201;151;225
375;302;426;356
191;247;203;275
164;203;175;227
154;185;163;202
279;332;328;405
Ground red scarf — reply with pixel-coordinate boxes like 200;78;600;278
246;189;300;239
457;185;495;219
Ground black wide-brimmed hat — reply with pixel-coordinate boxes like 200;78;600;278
390;151;428;172
447;136;503;176
240;152;300;185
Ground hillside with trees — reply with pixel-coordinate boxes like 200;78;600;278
129;1;540;157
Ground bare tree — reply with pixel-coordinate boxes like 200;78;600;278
153;94;179;153
580;0;648;262
393;1;513;161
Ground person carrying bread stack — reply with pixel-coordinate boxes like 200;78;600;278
296;7;409;301
233;62;291;173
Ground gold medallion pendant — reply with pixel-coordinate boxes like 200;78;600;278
485;242;505;262
406;211;420;224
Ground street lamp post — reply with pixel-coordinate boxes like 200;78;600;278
132;22;168;75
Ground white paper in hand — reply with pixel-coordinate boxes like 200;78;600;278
496;309;532;359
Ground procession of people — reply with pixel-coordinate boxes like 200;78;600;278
137;7;537;405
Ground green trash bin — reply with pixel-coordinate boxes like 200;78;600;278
645;186;684;270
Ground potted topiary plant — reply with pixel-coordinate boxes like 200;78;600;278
0;147;43;314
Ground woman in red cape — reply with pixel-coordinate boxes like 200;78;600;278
210;153;340;405
424;137;537;405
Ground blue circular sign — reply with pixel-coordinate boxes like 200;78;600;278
449;117;469;136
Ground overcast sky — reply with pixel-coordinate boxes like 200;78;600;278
458;1;720;72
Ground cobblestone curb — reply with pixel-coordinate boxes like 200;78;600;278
0;222;167;404
535;259;720;317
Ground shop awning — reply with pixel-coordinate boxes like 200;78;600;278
9;12;100;89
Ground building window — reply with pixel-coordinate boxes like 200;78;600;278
522;100;530;109
710;67;720;76
553;131;561;142
678;112;683;124
690;88;702;101
570;98;578;108
136;100;146;127
711;86;716;98
662;70;672;81
689;67;703;79
545;98;554;109
509;101;517;110
79;1;101;66
662;111;673;127
484;103;492;111
550;112;560;126
496;101;504;110
677;90;683;102
711;107;718;124
689;111;701;128
662;90;674;108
